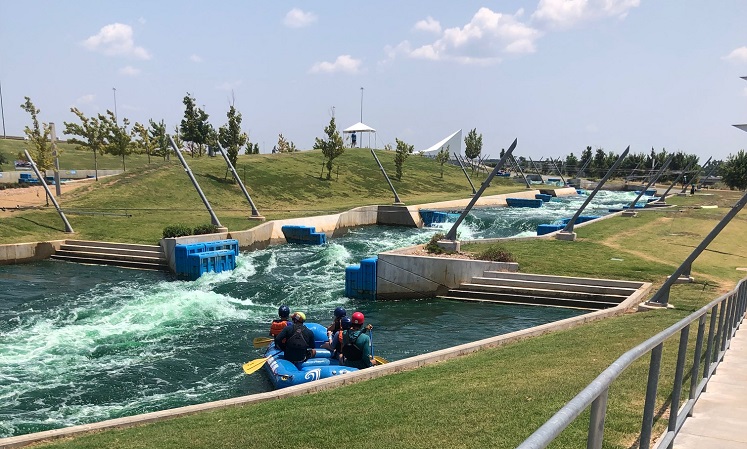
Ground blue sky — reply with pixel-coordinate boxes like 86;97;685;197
2;1;747;160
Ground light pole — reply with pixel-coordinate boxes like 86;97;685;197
0;80;5;138
112;87;118;124
360;87;364;122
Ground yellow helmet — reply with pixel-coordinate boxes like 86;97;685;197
291;311;306;322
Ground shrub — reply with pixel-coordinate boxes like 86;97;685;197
162;224;193;238
193;224;219;235
476;244;516;263
424;233;447;254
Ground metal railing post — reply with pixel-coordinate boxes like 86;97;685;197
23;149;74;233
587;389;609;449
560;147;629;235
453;152;477;195
370;149;403;204
216;143;263;219
688;315;706;416
168;136;223;229
444;139;517;241
639;343;663;449
667;326;690;448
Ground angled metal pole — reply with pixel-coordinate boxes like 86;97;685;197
681;157;711;193
528;157;543;178
560;147;629;235
626;159;644;182
627;154;674;209
24;149;74;233
510;155;532;188
575;157;592;178
169;136;223;228
453;152;476;194
647;189;747;306
445;138;517;241
370;149;403;204
216;143;263;219
699;161;720;189
655;159;697;204
549;158;566;185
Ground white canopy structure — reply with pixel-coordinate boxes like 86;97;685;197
421;129;463;158
342;122;376;148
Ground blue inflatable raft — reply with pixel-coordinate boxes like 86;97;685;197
262;322;359;389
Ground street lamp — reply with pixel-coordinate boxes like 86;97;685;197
112;87;118;124
360;87;364;123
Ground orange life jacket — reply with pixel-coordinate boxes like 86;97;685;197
269;319;289;337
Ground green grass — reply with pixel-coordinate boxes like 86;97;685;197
0;138;154;171
0;147;518;244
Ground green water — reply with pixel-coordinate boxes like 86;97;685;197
0;191;640;437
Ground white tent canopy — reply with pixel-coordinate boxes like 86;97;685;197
342;122;376;148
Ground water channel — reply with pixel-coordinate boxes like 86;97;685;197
0;190;640;437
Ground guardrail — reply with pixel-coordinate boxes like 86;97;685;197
517;277;747;449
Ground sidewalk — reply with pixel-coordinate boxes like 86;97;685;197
672;325;747;448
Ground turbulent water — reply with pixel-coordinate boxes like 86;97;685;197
0;190;641;437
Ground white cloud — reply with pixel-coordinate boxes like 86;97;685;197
76;94;95;105
532;0;640;29
723;46;747;63
413;16;441;34
190;54;203;63
284;8;317;28
138;17;146;25
407;7;541;65
216;80;242;91
119;66;141;76
82;23;151;60
309;55;362;74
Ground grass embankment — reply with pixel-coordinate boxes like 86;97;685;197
0;145;516;244
31;190;747;449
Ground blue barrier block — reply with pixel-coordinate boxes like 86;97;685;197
535;193;553;202
181;249;236;280
537;224;564;235
282;225;326;245
345;265;361;298
175;243;206;274
506;198;543;208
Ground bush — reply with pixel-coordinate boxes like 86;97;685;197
162;224;193;238
476;244;516;263
424;233;448;254
193;224;219;235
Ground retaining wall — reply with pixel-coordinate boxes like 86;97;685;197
0;241;64;265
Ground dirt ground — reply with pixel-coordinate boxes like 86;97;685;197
0;179;94;217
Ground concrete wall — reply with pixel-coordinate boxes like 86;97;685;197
377;250;519;299
0;241;64;265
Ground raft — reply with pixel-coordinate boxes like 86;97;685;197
262;322;359;389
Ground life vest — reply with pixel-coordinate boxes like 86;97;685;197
269;319;289;337
341;331;363;361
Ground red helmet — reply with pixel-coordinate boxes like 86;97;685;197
351;311;365;325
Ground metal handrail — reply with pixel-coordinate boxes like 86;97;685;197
517;277;747;449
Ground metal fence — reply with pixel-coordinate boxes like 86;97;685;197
517;277;747;449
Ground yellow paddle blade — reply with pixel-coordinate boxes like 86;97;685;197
373;355;389;365
252;337;273;348
242;357;269;375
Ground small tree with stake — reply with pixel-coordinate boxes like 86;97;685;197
218;105;247;168
313;116;345;180
64;107;107;181
464;128;482;166
435;145;450;178
20;97;54;171
394;138;414;180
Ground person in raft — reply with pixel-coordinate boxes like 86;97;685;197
329;316;352;362
268;305;292;337
340;311;377;369
274;311;316;363
321;306;346;351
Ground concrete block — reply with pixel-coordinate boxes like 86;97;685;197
622;210;638;217
555;231;577;241
436;240;460;252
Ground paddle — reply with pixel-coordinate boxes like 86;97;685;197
242;351;280;375
373;355;389;365
369;328;388;365
252;336;273;348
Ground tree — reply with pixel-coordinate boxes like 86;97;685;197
133;122;155;164
578;146;593;176
464;128;482;161
276;133;297;153
244;142;260;155
218;105;247;167
149;119;170;161
435;145;450;178
0;152;7;170
313;116;345;180
20;97;53;171
721;150;747;190
64;107;107;181
564;152;579;175
591;147;607;178
180;93;212;157
101;110;135;171
394;138;414;180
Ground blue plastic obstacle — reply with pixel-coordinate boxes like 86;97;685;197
174;239;239;280
419;209;461;227
345;257;377;300
536;216;601;236
506;198;544;208
281;225;327;245
535;193;553;202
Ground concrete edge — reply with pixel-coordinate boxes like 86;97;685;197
0;282;654;449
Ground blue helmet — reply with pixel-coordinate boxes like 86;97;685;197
334;306;347;318
341;316;352;330
278;305;290;318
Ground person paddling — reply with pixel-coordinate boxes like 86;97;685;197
340;311;377;369
321;306;346;351
274;312;315;363
269;305;292;337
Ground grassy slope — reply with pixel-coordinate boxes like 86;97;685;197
1;146;517;244
27;191;747;449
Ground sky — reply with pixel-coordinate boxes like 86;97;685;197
1;1;747;160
